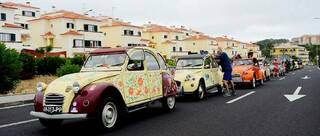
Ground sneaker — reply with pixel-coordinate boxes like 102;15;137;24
231;90;236;96
223;92;231;97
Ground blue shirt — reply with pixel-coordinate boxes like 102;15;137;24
218;52;232;72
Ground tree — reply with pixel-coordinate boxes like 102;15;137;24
0;43;22;93
256;39;289;58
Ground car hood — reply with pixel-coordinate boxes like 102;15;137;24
232;65;253;74
44;71;120;112
174;69;201;81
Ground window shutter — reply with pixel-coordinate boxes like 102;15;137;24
72;24;74;29
10;34;16;42
32;12;35;17
94;25;98;32
22;11;25;16
67;23;70;28
84;24;88;31
25;24;28;29
1;13;6;20
98;41;101;47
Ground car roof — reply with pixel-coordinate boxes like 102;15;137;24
90;46;158;55
177;54;208;59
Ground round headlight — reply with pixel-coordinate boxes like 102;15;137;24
73;82;80;94
36;82;43;92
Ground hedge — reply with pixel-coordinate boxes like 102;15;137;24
36;56;66;75
56;64;81;77
19;53;36;79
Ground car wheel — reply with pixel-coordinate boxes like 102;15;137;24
39;119;63;129
250;76;256;89
161;95;176;111
217;84;223;94
260;77;264;85
97;97;121;131
195;81;205;100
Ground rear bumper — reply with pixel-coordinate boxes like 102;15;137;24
30;111;87;119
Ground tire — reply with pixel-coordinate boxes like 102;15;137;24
194;81;206;100
260;77;264;85
161;95;176;111
97;97;122;131
217;84;223;94
250;76;256;89
39;119;63;129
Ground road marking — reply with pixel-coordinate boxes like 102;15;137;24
0;103;33;110
292;72;295;75
318;67;320;71
226;91;255;104
0;119;38;129
308;70;312;72
279;77;286;80
284;86;306;102
301;75;311;80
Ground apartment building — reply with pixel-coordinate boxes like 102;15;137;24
271;43;309;64
99;17;146;48
0;3;23;50
182;34;217;55
245;42;261;58
292;34;320;45
28;10;105;57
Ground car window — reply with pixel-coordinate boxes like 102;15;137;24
84;53;127;68
204;58;211;69
145;52;160;70
212;58;219;68
127;50;144;71
157;53;167;70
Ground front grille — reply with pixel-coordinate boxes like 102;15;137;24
45;93;64;106
175;81;181;87
232;74;241;77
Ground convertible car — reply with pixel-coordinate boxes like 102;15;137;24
232;59;265;88
30;47;177;130
174;54;223;100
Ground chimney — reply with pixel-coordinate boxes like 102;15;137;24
181;25;185;29
26;2;30;5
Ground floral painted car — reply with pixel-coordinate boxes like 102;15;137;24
174;54;223;100
30;47;177;130
232;59;265;88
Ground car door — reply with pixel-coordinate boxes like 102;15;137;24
144;51;162;100
124;49;148;105
203;57;214;88
211;57;222;85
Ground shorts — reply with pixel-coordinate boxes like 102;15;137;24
223;70;232;81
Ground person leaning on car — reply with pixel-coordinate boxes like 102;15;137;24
215;47;235;97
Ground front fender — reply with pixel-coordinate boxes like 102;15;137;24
162;72;177;97
242;70;255;81
34;91;44;112
71;82;119;115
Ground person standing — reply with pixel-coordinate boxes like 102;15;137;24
215;47;235;97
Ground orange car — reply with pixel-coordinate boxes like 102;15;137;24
232;59;265;88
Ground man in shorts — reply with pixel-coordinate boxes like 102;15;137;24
216;47;235;97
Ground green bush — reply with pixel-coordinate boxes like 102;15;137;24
36;56;66;75
166;59;176;67
56;64;81;77
19;53;36;79
70;56;85;66
0;43;22;93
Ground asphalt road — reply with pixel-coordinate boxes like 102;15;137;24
0;66;319;136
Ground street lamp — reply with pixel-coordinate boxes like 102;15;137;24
313;17;320;67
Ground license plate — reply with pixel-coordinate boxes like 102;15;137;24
43;106;62;114
233;77;242;82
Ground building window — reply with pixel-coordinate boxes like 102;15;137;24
73;39;83;48
0;13;6;21
138;32;142;36
67;23;75;29
74;39;101;48
173;47;176;52
22;11;35;17
179;47;182;52
164;35;168;39
84;24;98;32
124;30;134;36
20;24;29;29
175;36;179;40
152;36;154;39
186;33;189;36
193;42;195;45
0;33;15;42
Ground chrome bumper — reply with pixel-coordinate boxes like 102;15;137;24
30;111;87;119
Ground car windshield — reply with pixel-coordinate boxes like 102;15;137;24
176;58;203;69
233;60;253;66
84;53;127;68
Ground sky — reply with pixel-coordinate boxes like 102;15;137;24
6;0;320;42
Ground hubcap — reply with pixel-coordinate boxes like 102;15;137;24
199;85;204;99
102;102;117;128
167;96;175;109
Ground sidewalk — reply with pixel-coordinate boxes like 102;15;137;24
0;94;34;107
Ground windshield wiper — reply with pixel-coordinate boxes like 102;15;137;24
110;63;124;67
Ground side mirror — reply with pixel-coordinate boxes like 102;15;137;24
128;49;145;61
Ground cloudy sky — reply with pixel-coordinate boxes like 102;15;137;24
8;0;320;42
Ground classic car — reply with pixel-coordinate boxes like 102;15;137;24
30;47;177;130
232;59;265;88
174;54;223;100
258;60;271;81
269;63;285;77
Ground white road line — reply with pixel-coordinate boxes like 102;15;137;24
318;67;320;71
226;91;255;104
279;77;286;80
0;119;38;129
0;103;33;110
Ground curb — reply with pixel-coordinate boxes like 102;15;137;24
0;99;34;108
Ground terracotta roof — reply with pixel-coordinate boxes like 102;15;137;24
162;40;176;44
145;24;183;33
41;32;55;37
2;2;39;9
29;10;100;22
101;20;142;28
61;30;83;35
214;36;234;42
91;47;129;54
2;23;22;28
0;3;17;9
183;35;215;41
